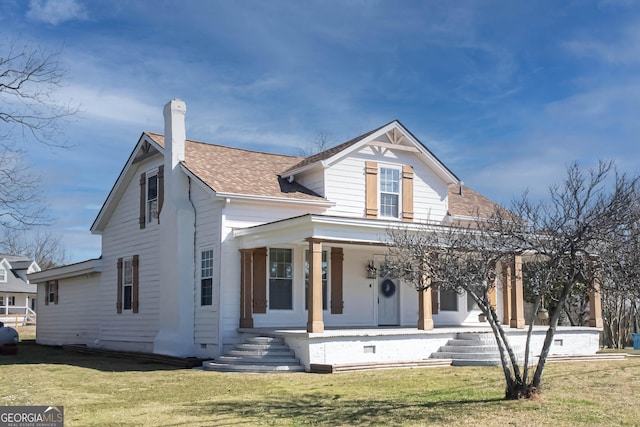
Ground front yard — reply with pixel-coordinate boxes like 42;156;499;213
1;343;639;426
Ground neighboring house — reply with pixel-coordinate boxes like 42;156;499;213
29;100;602;369
0;254;40;326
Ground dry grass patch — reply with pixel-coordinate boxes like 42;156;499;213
1;344;639;426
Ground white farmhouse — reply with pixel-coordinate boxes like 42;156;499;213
29;100;602;371
0;254;39;326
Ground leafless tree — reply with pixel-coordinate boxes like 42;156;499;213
297;130;333;157
1;229;66;269
384;161;640;399
0;38;76;230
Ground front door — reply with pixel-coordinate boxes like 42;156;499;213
377;257;399;325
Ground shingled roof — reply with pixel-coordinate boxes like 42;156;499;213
146;133;325;201
447;184;504;219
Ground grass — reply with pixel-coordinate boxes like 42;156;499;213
1;344;640;426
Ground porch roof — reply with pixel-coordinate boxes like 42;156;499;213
233;214;447;249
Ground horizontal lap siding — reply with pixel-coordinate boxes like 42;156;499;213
323;147;448;221
99;157;162;346
193;184;221;345
35;273;101;346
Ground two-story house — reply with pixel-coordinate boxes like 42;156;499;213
30;99;602;371
0;254;39;326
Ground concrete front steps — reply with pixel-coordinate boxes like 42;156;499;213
202;335;305;373
430;332;524;366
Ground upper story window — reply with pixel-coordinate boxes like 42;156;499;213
0;267;5;282
201;249;214;306
379;167;400;218
147;172;159;224
269;248;293;310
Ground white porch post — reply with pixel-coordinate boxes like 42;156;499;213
307;239;324;333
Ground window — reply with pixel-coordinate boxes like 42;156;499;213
0;267;5;282
45;281;58;305
0;296;3;305
380;167;400;218
440;289;458;311
201;249;214;306
123;257;133;310
147;172;159;223
117;256;139;313
7;296;15;306
467;292;479;311
269;248;293;310
305;250;327;310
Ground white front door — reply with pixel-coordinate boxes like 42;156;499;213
377;272;400;326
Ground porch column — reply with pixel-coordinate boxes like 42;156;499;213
239;249;253;328
307;239;325;333
488;261;497;312
589;272;603;328
501;262;512;326
417;261;434;330
509;255;525;329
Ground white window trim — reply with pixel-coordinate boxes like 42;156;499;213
378;165;402;219
268;247;295;311
146;168;159;225
200;247;214;307
0;267;6;282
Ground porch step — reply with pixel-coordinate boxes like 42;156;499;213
430;332;521;367
310;359;453;373
202;335;305;373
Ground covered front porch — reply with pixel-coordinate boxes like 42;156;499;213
232;214;603;336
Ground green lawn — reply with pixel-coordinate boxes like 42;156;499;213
1;343;639;426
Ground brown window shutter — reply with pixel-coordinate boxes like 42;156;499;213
365;161;378;218
157;165;164;223
116;258;123;314
132;255;139;313
53;281;59;304
139;173;146;229
252;248;267;313
44;283;49;305
402;165;414;222
330;247;344;314
431;283;439;314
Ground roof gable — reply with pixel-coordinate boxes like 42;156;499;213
282;121;460;184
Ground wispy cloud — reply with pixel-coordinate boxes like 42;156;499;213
26;0;88;25
562;22;640;65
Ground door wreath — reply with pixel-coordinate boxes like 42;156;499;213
381;279;396;298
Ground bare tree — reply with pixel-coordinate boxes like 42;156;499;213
1;229;66;269
0;38;76;230
297;130;333;157
384;161;640;399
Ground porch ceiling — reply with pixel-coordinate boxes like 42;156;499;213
232;214;442;249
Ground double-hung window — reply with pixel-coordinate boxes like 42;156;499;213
305;250;327;310
0;267;6;282
201;249;214;306
122;257;133;310
147;172;159;224
380;167;400;218
7;296;15;306
269;248;293;310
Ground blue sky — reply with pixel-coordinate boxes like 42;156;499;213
2;0;640;263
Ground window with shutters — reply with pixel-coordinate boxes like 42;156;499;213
117;255;139;313
269;248;293;310
200;249;214;306
147;170;159;224
379;167;401;218
304;249;327;310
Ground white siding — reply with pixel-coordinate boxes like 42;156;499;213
35;273;100;346
324;145;449;222
295;167;325;196
193;182;222;354
98;156;163;352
